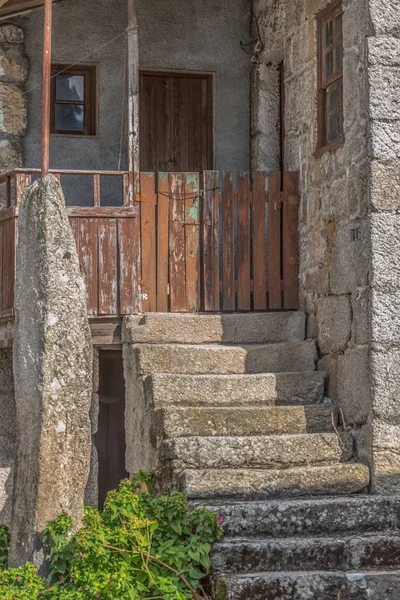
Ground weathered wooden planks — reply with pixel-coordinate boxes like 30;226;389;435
0;169;299;318
283;171;299;309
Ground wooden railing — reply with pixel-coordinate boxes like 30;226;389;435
0;169;299;317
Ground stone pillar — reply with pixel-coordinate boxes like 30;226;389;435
0;24;28;207
10;175;93;567
366;2;400;493
0;349;15;527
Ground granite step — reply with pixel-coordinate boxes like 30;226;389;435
173;464;370;500
204;496;400;538
160;405;335;438
211;533;400;574
123;311;306;345
135;340;317;375
213;570;400;600
145;371;325;407
163;432;352;470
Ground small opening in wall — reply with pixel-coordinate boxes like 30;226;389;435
95;350;128;509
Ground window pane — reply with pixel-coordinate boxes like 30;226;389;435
335;43;343;72
56;74;84;101
325;20;333;48
335;13;343;41
327;112;338;142
55;103;85;131
327;82;338;112
325;50;334;78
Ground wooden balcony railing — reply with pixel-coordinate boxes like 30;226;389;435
0;169;299;318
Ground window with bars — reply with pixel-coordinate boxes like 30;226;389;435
51;65;97;136
317;2;343;149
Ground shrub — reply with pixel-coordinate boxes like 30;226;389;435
0;476;223;599
0;526;9;571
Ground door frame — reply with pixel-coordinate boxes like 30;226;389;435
139;68;216;170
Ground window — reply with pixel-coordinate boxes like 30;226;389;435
317;2;343;149
51;65;97;136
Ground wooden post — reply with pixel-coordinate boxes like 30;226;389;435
127;0;140;202
126;0;142;312
41;0;53;178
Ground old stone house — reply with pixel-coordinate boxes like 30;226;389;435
0;0;400;597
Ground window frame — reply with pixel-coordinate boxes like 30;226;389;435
317;1;344;151
50;64;97;137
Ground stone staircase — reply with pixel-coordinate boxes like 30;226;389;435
123;312;400;600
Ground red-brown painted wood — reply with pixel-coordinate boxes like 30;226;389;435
283;171;299;309
253;173;267;310
185;173;200;312
222;171;235;311
202;170;220;312
169;173;187;312
139;172;157;312
157;173;170;312
237;172;251;311
268;172;282;309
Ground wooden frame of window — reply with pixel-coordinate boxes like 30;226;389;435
50;64;97;136
317;1;344;150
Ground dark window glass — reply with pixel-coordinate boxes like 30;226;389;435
55;103;85;132
318;2;344;149
51;65;96;136
56;74;84;102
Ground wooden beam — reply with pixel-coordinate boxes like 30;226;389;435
126;0;142;313
41;0;52;177
0;0;60;18
127;0;140;201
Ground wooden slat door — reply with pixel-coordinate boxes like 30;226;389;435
140;72;213;172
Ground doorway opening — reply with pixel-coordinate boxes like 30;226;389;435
95;350;128;508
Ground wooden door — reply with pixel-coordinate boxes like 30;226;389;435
139;71;213;172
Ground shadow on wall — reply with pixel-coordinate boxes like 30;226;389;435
0;349;16;528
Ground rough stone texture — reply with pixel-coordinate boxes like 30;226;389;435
337;347;371;427
0;23;27;209
211;496;400;538
214;570;400;600
146;372;325;408
135;341;317;375
252;0;374;471
175;464;370;499
316;296;352;354
123;311;306;345
84;348;100;508
0;349;15;527
212;534;400;574
10;176;93;568
160;405;335;438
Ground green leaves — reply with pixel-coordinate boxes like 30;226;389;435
0;475;223;599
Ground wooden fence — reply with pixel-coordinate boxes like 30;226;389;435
0;169;299;317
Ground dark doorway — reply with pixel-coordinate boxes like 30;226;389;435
139;70;214;172
95;350;128;508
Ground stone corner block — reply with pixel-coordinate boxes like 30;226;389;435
330;220;369;295
337;346;371;428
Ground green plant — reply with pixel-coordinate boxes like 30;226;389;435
0;526;9;571
0;475;223;599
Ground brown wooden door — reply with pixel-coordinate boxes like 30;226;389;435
139;71;213;172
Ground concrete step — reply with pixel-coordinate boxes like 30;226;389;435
205;496;400;538
173;464;370;499
163;433;352;470
160;405;335;438
123;311;306;344
211;533;400;574
145;371;325;407
135;340;317;375
213;570;400;600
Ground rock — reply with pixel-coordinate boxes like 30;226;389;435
0;45;29;83
0;25;24;45
316;295;352;354
0;82;27;135
10;176;93;568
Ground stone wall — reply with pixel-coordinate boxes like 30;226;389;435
0;24;28;207
367;1;400;492
252;0;373;464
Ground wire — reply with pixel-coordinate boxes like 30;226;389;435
23;29;127;96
